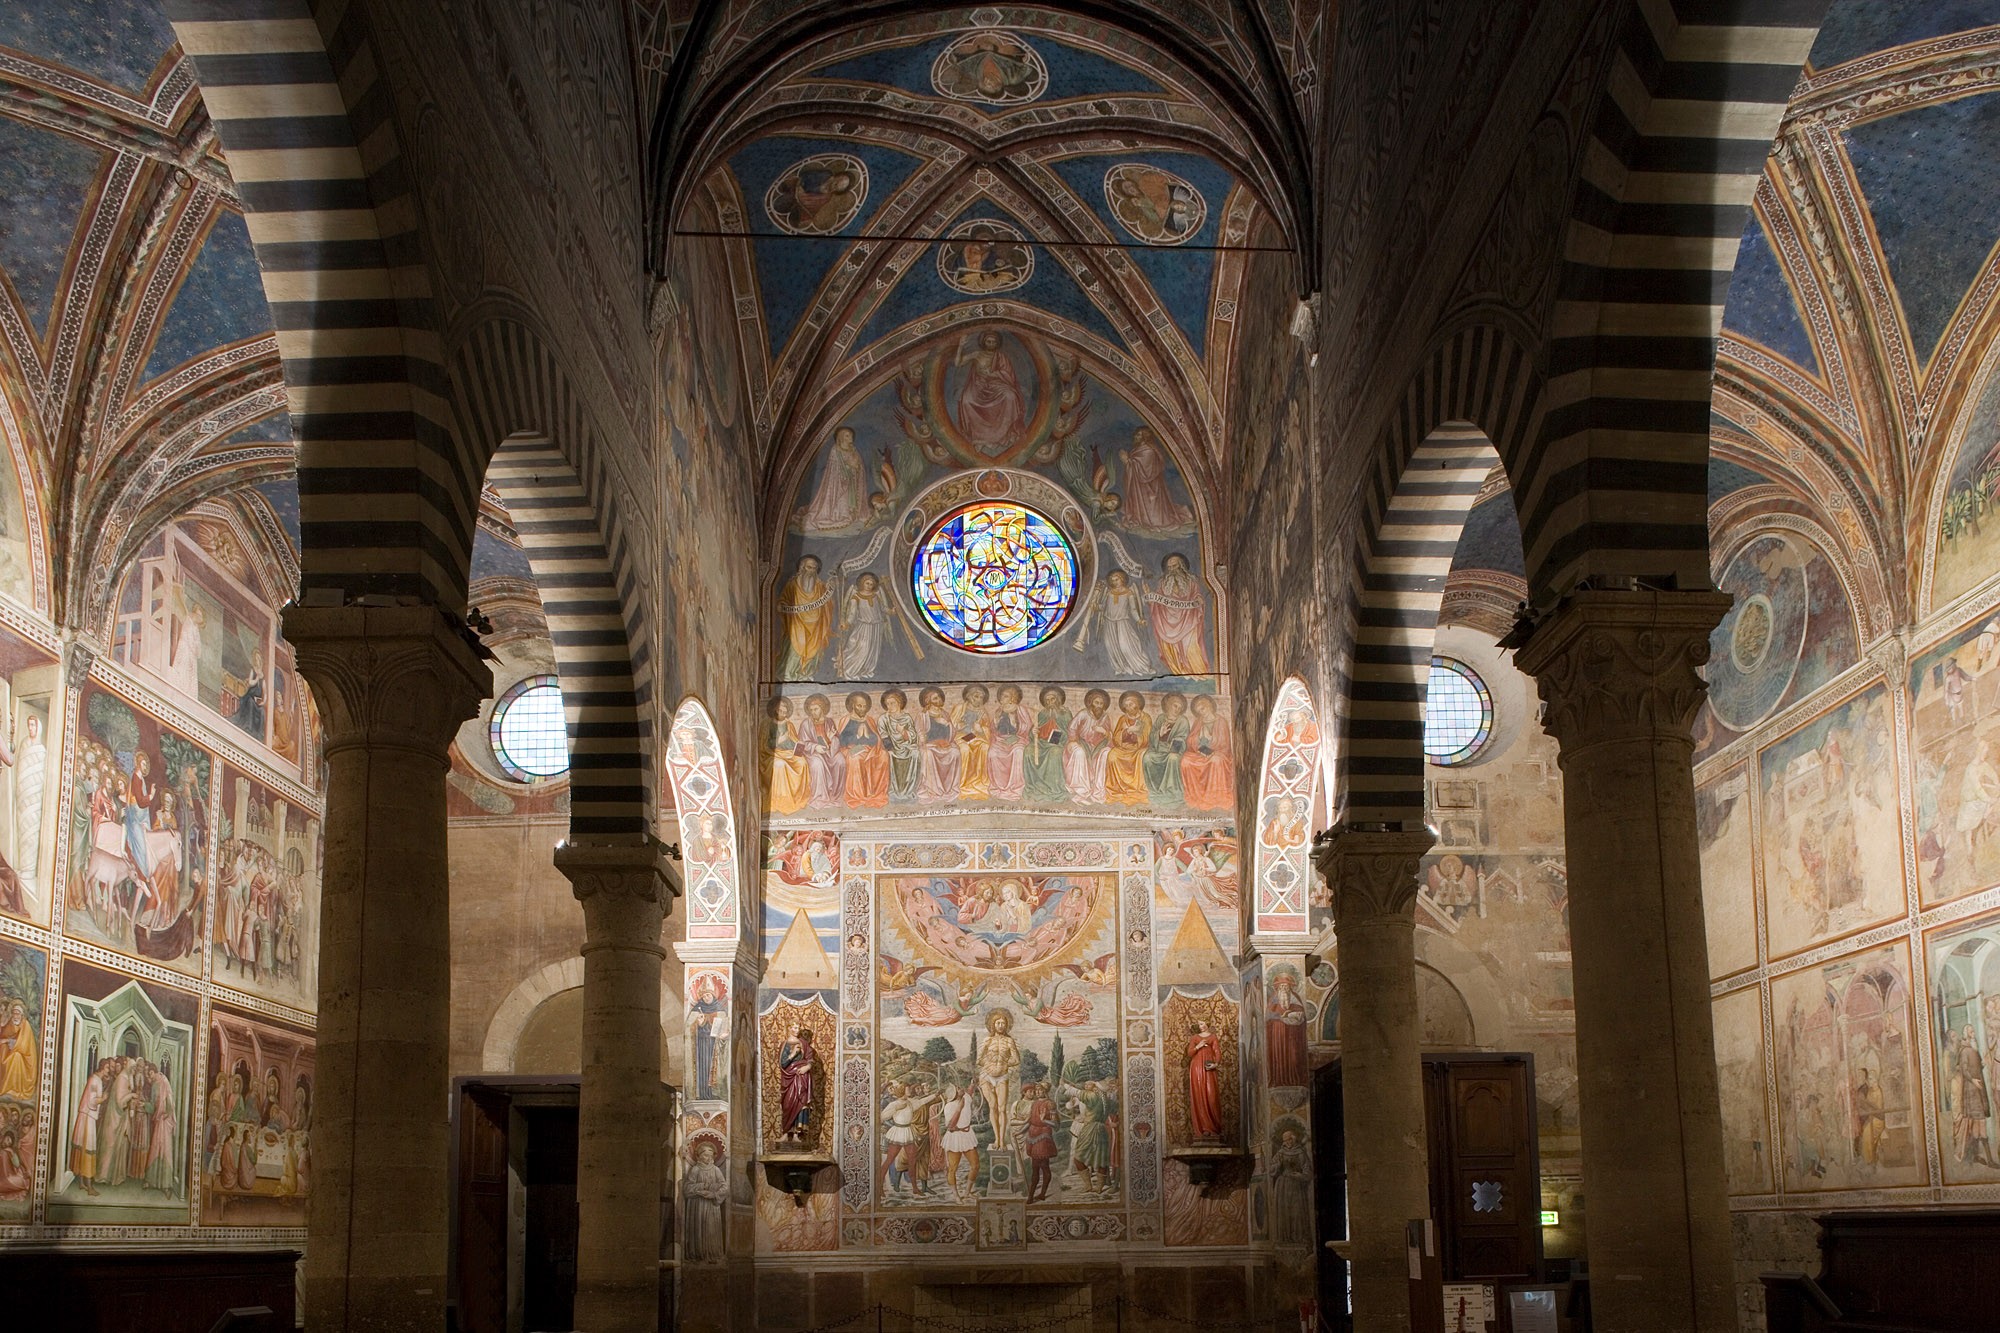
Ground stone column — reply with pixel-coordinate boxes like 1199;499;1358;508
556;839;678;1333
1311;825;1436;1333
1514;587;1735;1333
281;604;490;1333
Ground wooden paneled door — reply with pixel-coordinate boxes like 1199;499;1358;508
1423;1056;1542;1283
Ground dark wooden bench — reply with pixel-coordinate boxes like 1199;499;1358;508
1762;1210;2000;1332
0;1247;298;1332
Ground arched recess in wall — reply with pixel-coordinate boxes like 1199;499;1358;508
1346;414;1510;826
666;698;741;943
1920;333;2000;619
482;436;651;839
481;956;684;1076
1253;677;1322;937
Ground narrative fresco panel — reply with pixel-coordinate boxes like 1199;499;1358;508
1771;942;1926;1193
66;682;214;977
1911;614;2000;904
1756;685;1904;958
0;938;45;1219
47;960;199;1224
1926;909;2000;1185
211;765;319;1011
200;1004;313;1226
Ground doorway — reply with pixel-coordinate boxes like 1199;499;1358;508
450;1078;581;1333
1314;1054;1544;1325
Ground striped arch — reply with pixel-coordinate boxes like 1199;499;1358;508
1526;1;1833;599
665;699;741;943
484;438;650;838
1347;326;1531;824
165;2;473;607
1252;678;1323;938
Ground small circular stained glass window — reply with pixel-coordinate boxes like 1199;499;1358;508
1424;656;1493;766
911;500;1078;654
490;674;568;782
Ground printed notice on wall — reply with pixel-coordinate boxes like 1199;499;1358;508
1507;1288;1559;1333
1442;1283;1494;1332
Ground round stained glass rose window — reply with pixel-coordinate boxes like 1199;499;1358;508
490;674;569;782
911;500;1078;654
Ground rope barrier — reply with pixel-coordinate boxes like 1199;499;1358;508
779;1296;1325;1333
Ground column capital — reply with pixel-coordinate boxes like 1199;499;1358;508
555;837;682;906
1512;588;1730;751
280;602;491;755
1311;825;1436;921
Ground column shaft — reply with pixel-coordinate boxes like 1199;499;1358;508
284;605;489;1333
1516;589;1736;1333
559;843;676;1333
1315;828;1435;1333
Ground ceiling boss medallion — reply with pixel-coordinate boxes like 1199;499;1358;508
937;219;1034;295
931;30;1049;105
765;153;869;236
1104;163;1207;246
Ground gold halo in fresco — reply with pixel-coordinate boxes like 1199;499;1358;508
930;30;1048;106
764;153;869;236
1103;163;1206;246
936;218;1035;296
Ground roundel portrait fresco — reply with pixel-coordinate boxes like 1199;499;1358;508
1708;533;1810;732
930;29;1048;105
937;219;1034;296
1104;163;1206;246
765;154;869;236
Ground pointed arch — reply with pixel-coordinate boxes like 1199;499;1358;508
485;437;649;839
1346;424;1507;825
666;698;742;943
1252;677;1322;938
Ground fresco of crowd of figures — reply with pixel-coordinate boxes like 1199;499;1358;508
0;500;321;1238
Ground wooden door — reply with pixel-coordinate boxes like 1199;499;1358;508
455;1085;512;1333
1425;1057;1541;1282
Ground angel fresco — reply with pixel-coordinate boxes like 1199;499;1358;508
877;955;988;1026
1010;953;1115;1027
765;155;867;236
895;874;1096;972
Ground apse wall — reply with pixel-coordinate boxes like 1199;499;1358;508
737;325;1264;1315
0;489;324;1244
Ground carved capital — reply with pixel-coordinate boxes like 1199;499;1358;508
1867;633;1907;686
1513;589;1731;752
65;641;98;693
555;837;681;908
280;603;491;757
1311;825;1435;922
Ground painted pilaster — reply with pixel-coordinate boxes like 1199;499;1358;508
1312;825;1435;1333
1514;588;1736;1333
558;838;678;1333
281;604;489;1333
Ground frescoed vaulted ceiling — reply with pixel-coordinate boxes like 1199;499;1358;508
666;7;1312;503
0;2;290;623
1706;2;2000;636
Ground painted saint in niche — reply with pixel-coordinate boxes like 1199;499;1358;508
953;331;1029;458
681;1139;727;1262
1269;1123;1312;1245
835;572;888;679
777;556;833;678
1266;969;1310;1089
1186;1019;1223;1141
1117;429;1194;533
797;428;869;534
765;155;866;236
776;1027;818;1146
1145;553;1210;674
688;975;726;1101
